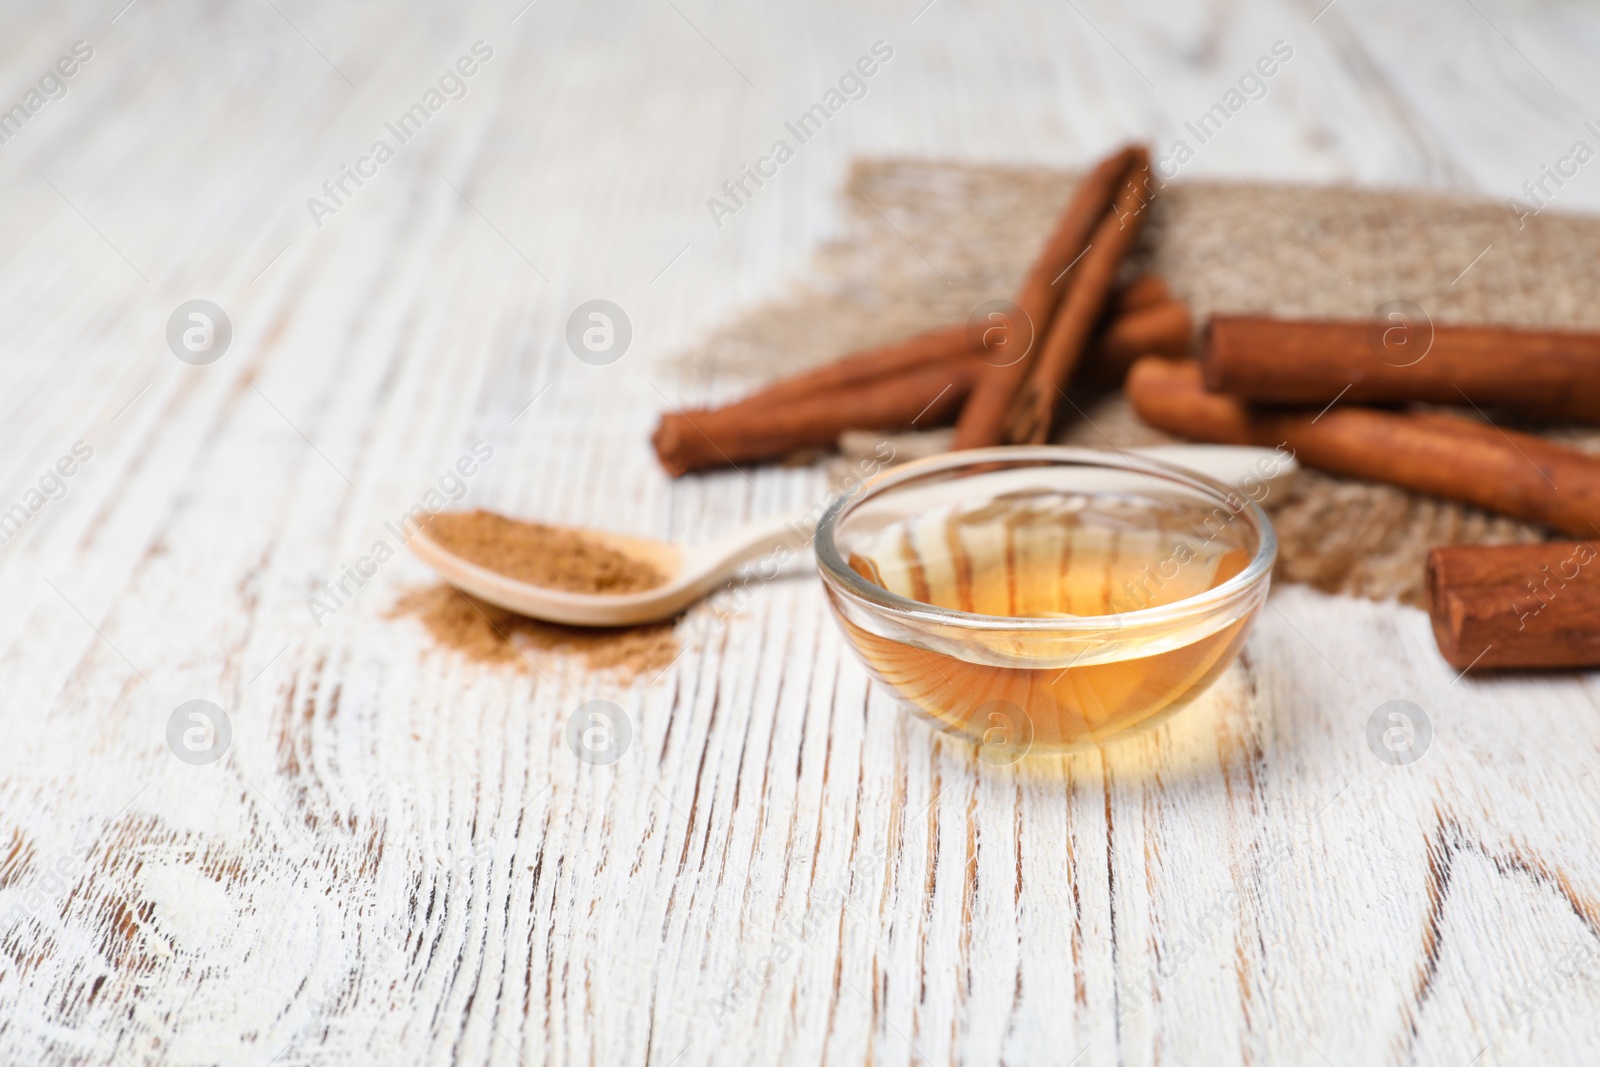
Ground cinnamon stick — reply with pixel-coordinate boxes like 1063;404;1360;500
1082;300;1192;385
735;323;969;409
739;277;1174;410
952;145;1144;450
651;285;1180;476
1427;542;1600;669
1125;358;1600;536
1004;149;1155;444
1112;274;1172;314
1202;315;1600;423
653;354;978;476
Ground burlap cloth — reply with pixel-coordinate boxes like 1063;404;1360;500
673;161;1600;605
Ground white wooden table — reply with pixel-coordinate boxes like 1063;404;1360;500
3;1;1600;1064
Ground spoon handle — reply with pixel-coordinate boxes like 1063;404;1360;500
686;509;817;580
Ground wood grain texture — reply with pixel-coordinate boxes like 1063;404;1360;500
2;0;1600;1064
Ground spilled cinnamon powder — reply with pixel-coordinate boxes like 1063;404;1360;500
424;510;666;593
389;585;680;679
390;509;678;679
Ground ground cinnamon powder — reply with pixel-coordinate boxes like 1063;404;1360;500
389;585;680;679
424;510;666;593
389;510;678;678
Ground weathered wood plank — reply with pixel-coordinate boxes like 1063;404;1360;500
3;0;1600;1064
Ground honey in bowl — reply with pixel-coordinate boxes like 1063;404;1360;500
826;479;1268;752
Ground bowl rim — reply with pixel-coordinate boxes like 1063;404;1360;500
814;445;1278;633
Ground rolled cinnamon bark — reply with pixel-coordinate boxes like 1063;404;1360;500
778;297;1189;403
1112;274;1172;314
1427;542;1600;669
736;323;969;409
1004;149;1155;444
953;145;1145;449
1080;299;1192;386
742;278;1175;410
651;287;1180;476
1202;315;1600;423
653;355;977;477
1125;358;1600;536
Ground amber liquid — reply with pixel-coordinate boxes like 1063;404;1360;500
836;493;1255;750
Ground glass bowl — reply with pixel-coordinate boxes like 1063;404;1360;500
814;447;1278;755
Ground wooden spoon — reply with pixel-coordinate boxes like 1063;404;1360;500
408;510;811;627
408;445;1296;626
